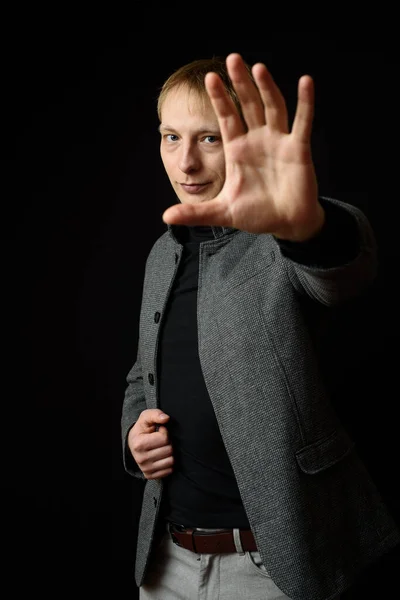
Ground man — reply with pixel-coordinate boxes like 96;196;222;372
121;53;400;599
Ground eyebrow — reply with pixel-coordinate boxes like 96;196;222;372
158;124;220;135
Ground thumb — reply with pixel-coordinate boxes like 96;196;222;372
162;198;230;228
139;409;170;431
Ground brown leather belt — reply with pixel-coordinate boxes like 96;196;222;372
168;523;257;553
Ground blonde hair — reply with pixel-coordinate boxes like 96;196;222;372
156;56;254;125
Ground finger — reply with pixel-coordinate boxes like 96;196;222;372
162;198;232;228
143;456;174;480
146;444;174;463
133;428;171;455
291;75;314;143
145;429;171;451
251;62;289;133
153;425;171;446
225;53;265;130
205;71;245;143
144;468;173;480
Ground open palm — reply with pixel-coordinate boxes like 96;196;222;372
162;53;324;242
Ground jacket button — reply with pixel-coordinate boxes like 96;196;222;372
148;373;154;386
154;312;160;323
153;497;157;507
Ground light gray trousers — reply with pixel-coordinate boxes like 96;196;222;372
139;528;292;600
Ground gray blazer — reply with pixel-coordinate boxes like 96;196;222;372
121;196;400;600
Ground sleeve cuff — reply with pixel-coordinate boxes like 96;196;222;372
275;197;360;268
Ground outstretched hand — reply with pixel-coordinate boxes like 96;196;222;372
162;53;324;242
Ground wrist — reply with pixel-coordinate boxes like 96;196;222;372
274;203;326;243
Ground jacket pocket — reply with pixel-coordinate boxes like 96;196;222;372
295;428;355;474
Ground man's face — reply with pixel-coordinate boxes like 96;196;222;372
159;86;226;205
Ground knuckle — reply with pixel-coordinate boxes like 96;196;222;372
131;438;144;453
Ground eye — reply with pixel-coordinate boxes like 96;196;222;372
204;135;218;144
165;134;179;142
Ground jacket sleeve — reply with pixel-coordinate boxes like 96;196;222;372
121;348;146;479
275;196;378;306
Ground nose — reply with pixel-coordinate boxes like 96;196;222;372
178;140;201;174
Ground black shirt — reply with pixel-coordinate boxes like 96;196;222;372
158;225;250;528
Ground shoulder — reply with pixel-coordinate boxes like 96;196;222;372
146;230;174;258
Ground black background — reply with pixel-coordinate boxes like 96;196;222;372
2;23;399;598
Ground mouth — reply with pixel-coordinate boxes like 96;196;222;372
180;183;209;194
